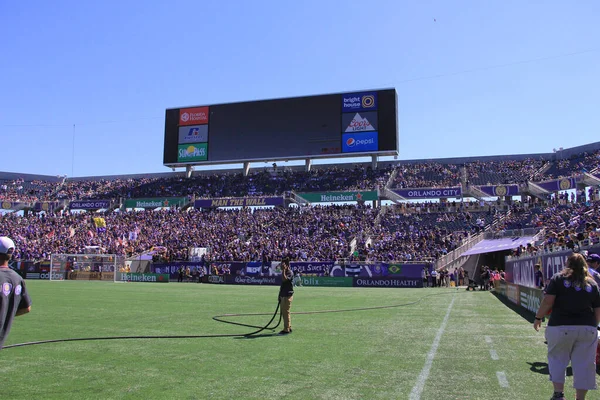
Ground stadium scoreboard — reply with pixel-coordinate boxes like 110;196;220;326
163;89;398;167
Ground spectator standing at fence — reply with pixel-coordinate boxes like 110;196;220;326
533;253;600;400
535;264;544;289
587;253;600;273
587;253;600;285
0;237;32;350
278;258;294;335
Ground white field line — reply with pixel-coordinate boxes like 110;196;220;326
489;349;499;360
409;295;456;400
484;335;492;344
496;371;510;387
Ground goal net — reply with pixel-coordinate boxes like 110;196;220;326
49;254;123;282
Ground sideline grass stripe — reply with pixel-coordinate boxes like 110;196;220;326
409;295;456;400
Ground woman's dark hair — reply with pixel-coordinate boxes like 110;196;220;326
560;253;594;286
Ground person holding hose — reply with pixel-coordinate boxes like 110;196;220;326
278;258;294;335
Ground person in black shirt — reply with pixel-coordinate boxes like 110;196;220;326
533;253;600;400
278;258;294;335
0;236;32;350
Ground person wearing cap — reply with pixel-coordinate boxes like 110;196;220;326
587;254;600;285
587;253;600;272
0;236;32;350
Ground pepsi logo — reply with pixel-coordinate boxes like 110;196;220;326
346;138;356;147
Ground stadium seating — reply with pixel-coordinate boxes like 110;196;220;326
1;148;599;263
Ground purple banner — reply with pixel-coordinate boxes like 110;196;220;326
462;237;535;256
194;197;284;208
1;201;30;210
290;262;334;275
69;200;111;210
353;277;423;288
504;245;600;288
537;177;576;192
393;187;462;199
478;185;520;197
33;202;60;212
330;263;429;278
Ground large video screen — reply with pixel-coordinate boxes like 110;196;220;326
163;89;398;166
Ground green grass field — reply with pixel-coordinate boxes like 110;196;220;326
0;281;586;400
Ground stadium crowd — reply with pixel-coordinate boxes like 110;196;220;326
2;149;599;204
1;149;599;264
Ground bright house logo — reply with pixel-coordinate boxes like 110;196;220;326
177;143;208;162
342;131;378;153
342;92;378;113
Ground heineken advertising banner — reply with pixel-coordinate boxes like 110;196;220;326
479;185;520;197
124;197;188;209
69;200;111;210
118;272;170;283
194;197;284;208
301;276;353;287
393;187;461;199
353;277;423;288
504;244;600;288
297;191;378;203
537;177;576;192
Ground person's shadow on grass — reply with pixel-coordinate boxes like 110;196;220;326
527;362;573;377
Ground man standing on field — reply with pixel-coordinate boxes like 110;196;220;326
278;258;294;335
0;236;32;350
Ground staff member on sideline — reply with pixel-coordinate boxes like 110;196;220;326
0;236;32;350
278;258;294;335
533;253;600;400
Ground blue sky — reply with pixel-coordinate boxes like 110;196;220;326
1;1;598;177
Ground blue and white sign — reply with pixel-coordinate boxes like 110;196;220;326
342;92;378;113
178;125;209;144
342;131;379;153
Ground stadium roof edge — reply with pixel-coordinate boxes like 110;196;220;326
165;87;397;110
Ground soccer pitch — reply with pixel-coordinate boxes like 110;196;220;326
1;281;575;399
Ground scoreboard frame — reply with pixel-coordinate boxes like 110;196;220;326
163;88;398;169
